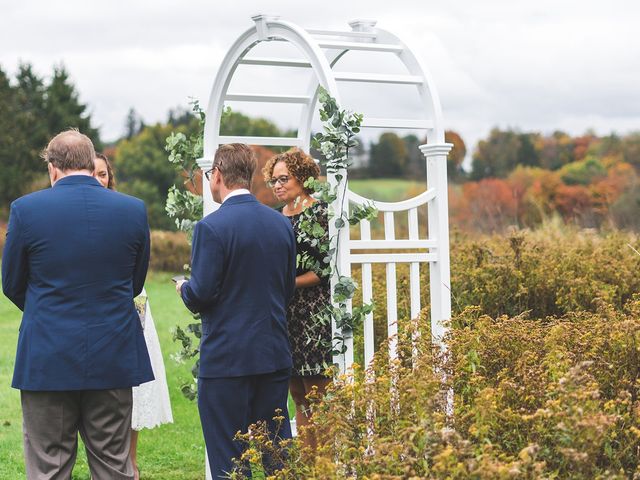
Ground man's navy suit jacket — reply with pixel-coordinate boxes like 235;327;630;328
1;175;154;391
181;194;296;378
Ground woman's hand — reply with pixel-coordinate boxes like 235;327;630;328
295;271;321;289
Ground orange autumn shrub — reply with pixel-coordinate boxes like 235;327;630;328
459;178;518;231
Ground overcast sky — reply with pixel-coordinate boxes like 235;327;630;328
1;0;638;154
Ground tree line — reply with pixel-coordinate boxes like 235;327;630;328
1;63;639;233
0;63;101;215
450;130;640;232
356;130;467;182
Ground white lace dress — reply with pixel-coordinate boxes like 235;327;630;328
132;290;173;430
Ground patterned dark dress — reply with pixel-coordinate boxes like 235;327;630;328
282;202;332;377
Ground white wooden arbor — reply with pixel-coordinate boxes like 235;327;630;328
199;14;453;369
200;14;453;479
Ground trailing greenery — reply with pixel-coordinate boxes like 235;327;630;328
163;99;208;399
293;87;377;362
164;99;207;237
163;89;379;392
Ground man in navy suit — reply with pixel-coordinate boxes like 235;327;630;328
176;143;296;478
1;130;153;479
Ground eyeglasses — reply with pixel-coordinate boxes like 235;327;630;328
267;175;290;188
204;162;223;181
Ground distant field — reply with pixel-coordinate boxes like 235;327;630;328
348;178;424;202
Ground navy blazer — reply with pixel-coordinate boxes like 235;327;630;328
181;194;296;378
1;175;154;391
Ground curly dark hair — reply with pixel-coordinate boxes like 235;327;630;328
262;148;320;195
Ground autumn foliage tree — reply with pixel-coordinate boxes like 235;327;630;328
445;129;467;182
450;127;640;232
453;178;517;231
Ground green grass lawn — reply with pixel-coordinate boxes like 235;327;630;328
349;178;425;202
0;271;294;479
347;178;430;238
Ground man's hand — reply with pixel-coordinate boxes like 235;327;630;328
175;279;187;296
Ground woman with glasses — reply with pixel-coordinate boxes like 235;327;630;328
94;154;173;480
262;147;331;450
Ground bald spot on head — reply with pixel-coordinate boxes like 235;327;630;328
43;129;96;172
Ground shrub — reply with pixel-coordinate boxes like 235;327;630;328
449;302;640;478
150;230;190;272
237;226;640;478
349;226;640;364
238;300;640;478
449;227;640;319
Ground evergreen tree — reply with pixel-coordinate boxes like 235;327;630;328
124;107;144;139
4;64;51;205
369;132;408;178
403;134;425;178
167;106;192;127
0;67;29;210
0;63;102;217
45;65;101;149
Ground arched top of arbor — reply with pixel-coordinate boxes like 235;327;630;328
199;14;448;211
199;15;453;383
202;20;453;474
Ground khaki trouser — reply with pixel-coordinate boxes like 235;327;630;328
21;388;134;480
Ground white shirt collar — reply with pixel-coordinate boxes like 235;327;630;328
222;188;251;203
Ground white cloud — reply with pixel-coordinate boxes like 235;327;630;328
0;0;638;149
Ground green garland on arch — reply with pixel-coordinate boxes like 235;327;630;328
297;87;377;367
164;90;377;398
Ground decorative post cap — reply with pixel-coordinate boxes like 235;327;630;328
419;143;454;156
252;14;280;40
251;13;281;22
348;19;377;32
